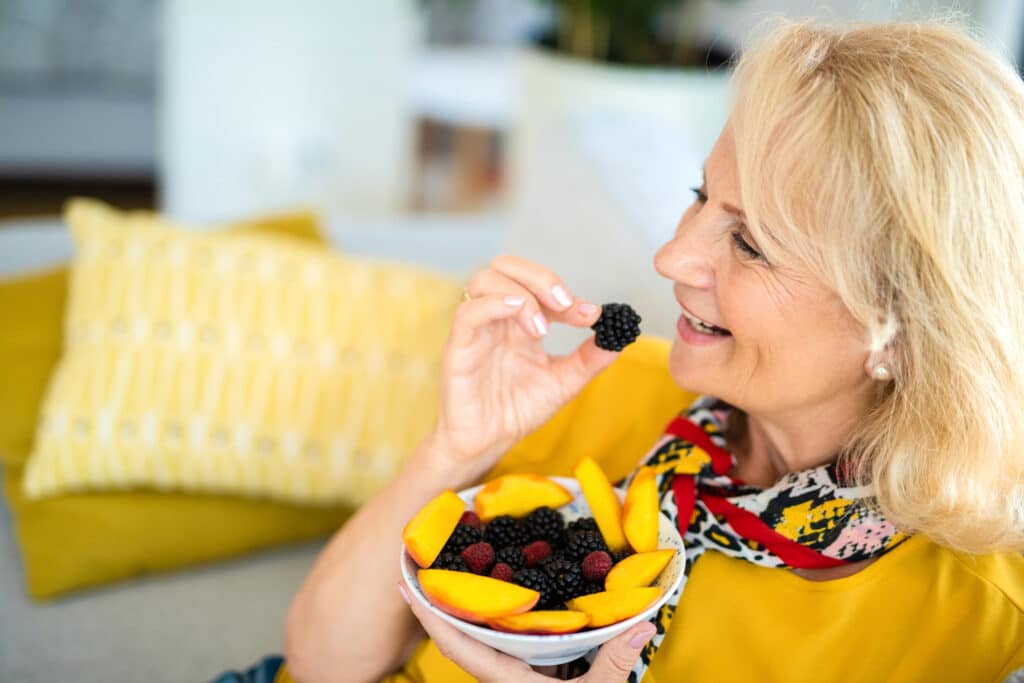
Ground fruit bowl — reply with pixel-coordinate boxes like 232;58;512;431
399;475;686;666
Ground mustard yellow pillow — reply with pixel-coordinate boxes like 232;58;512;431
0;206;361;599
22;199;463;506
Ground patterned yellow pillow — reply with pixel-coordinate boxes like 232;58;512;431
22;199;464;506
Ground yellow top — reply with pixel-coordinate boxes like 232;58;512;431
304;336;1024;682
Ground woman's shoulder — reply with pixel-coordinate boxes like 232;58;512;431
935;539;1024;615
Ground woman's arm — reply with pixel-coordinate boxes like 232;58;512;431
284;432;477;683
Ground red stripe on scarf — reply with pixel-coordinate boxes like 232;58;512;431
701;494;849;569
665;417;733;476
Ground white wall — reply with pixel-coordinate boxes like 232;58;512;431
160;0;421;224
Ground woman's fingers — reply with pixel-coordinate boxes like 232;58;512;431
399;581;551;683
466;265;602;337
449;293;529;349
488;254;578;316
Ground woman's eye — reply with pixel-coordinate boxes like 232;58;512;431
731;229;764;261
689;187;708;203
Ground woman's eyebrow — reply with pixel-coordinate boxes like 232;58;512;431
702;166;747;220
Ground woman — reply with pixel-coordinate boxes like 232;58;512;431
283;18;1024;683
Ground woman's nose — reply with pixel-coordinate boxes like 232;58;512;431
654;213;715;289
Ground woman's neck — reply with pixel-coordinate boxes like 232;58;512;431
725;402;864;487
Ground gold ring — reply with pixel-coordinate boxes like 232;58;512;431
462;289;473;303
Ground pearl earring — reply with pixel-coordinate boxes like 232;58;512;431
871;364;892;381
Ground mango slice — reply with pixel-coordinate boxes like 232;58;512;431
473;474;573;522
402;489;465;568
486;610;590;635
604;549;676;591
564;587;662;628
622;466;659;553
573;457;629;552
418;569;540;623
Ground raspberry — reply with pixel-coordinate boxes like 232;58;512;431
459;511;483;529
591;303;642;351
543;558;585;602
432;552;469;572
582;551;613;583
460;542;495;574
490;562;514;582
512;568;558;609
526;506;565;544
567;530;609;560
522;540;553;568
484;515;530;550
442;523;483;556
495;546;526;571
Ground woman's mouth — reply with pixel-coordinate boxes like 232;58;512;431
679;307;731;337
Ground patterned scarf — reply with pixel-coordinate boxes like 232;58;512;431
566;395;907;682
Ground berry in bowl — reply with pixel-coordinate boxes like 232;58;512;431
399;457;686;666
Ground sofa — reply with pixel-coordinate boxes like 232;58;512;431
0;212;501;682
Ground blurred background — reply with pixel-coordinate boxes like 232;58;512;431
2;0;1023;348
2;2;1024;681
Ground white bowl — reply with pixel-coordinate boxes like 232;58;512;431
400;475;686;666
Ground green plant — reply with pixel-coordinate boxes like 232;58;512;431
534;0;738;67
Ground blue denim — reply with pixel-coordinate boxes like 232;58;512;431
210;655;284;683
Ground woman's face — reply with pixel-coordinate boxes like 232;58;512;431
654;124;873;420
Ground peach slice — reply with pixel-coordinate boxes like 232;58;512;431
622;466;659;553
564;587;663;628
605;549;676;591
473;474;573;522
418;569;539;623
486;610;590;635
402;489;465;568
573;457;629;552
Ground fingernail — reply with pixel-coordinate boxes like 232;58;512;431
628;623;656;649
551;285;573;309
504;295;525;307
578;302;598;315
533;312;549;336
398;583;410;605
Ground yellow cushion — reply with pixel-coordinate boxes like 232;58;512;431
23;199;463;506
0;206;361;600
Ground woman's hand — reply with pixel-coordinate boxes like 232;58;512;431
429;255;620;481
399;580;656;682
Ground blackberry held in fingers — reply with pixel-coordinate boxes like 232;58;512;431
591;303;642;351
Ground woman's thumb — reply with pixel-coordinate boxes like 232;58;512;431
583;622;656;682
550;336;622;397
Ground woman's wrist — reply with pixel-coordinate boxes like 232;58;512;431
410;428;497;493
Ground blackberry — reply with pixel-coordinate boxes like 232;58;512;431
543;558;585;602
526;506;565;544
611;549;635;565
442;523;483;556
495;546;526;571
591;303;642;352
567;530;609;560
432;552;469;572
566;517;599;537
512;568;559;609
578;580;605;596
484;515;530;550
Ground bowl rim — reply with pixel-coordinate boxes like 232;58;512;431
399;474;686;643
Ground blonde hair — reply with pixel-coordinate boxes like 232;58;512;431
730;18;1024;554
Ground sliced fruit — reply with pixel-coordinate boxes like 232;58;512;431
622;466;659;553
402;489;465;568
473;474;573;522
605;549;676;591
573;457;629;552
418;569;539;623
564;587;662;628
486;610;590;635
